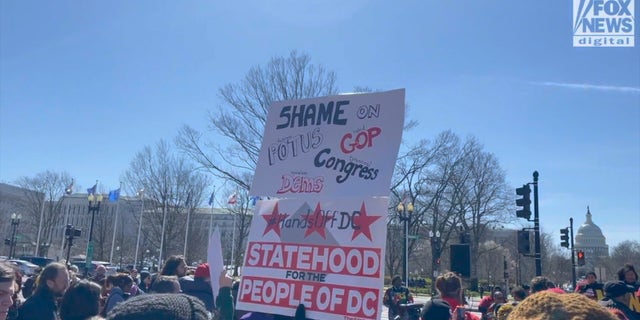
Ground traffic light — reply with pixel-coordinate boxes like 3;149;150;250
577;250;586;266
517;230;531;254
515;184;532;220
560;228;570;248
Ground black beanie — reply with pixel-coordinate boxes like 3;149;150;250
106;293;209;320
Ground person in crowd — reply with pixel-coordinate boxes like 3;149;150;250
93;265;107;285
180;263;214;312
129;270;139;286
21;266;41;299
618;264;640;292
0;262;16;320
529;276;551;294
7;267;21;320
216;270;235;320
103;273;133;316
138;271;152;293
486;291;507;319
383;275;414;320
600;281;638;320
575;271;604;300
160;255;187;278
478;287;502;319
59;280;103;320
431;272;479;320
508;291;618;320
18;262;70;320
510;286;527;303
105;293;209;320
150;275;181;294
420;298;452;320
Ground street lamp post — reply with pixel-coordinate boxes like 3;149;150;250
86;193;103;277
9;213;22;259
429;230;441;295
396;201;414;286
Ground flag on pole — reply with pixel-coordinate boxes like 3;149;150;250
227;193;237;205
108;188;121;202
87;183;97;195
65;179;74;195
208;192;215;206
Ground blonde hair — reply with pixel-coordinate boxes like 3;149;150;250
508;291;618;320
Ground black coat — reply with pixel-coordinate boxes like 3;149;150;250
17;289;58;320
179;276;215;312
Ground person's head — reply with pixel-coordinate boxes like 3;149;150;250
96;265;106;276
435;272;463;300
105;293;209;320
508;291;617;320
0;262;17;320
584;271;597;284
112;273;134;292
69;265;79;274
391;275;402;288
420;298;452;320
617;264;638;285
140;271;151;286
511;286;527;301
160;255;187;277
130;269;138;279
59;280;102;320
36;262;70;296
604;281;632;305
492;291;506;303
150;275;181;293
530;276;550;293
193;263;210;281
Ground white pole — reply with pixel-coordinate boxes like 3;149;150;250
208;187;215;239
183;196;191;260
35;192;46;256
109;183;122;264
159;197;168;268
133;189;144;269
231;209;236;269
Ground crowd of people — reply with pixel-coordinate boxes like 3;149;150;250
0;255;301;320
1;256;639;320
382;263;640;320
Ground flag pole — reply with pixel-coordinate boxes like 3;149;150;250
35;191;47;256
109;182;122;265
159;194;168;269
208;186;215;239
183;192;192;260
133;189;144;269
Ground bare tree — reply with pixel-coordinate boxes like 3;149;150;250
176;51;338;191
15;171;73;257
389;131;514;286
123;140;210;264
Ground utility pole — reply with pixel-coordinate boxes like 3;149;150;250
533;171;541;276
570;217;576;289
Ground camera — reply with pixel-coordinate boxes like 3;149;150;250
65;225;82;237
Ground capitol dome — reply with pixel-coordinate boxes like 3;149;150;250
574;207;609;258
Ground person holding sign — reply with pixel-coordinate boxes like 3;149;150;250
383;275;414;320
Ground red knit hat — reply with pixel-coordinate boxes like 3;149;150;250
194;263;210;278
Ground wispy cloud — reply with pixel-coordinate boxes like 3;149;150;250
530;81;640;93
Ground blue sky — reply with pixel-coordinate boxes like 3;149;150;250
1;1;638;248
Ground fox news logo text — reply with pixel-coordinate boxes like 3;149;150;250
573;0;635;47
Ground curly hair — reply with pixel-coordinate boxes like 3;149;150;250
435;272;462;299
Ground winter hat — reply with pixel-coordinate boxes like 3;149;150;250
106;293;209;320
194;263;210;279
508;291;618;320
603;281;629;298
420;298;451;320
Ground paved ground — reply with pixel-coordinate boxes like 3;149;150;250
380;295;482;320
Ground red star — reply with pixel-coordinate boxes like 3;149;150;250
262;202;289;236
303;203;328;239
351;202;382;241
